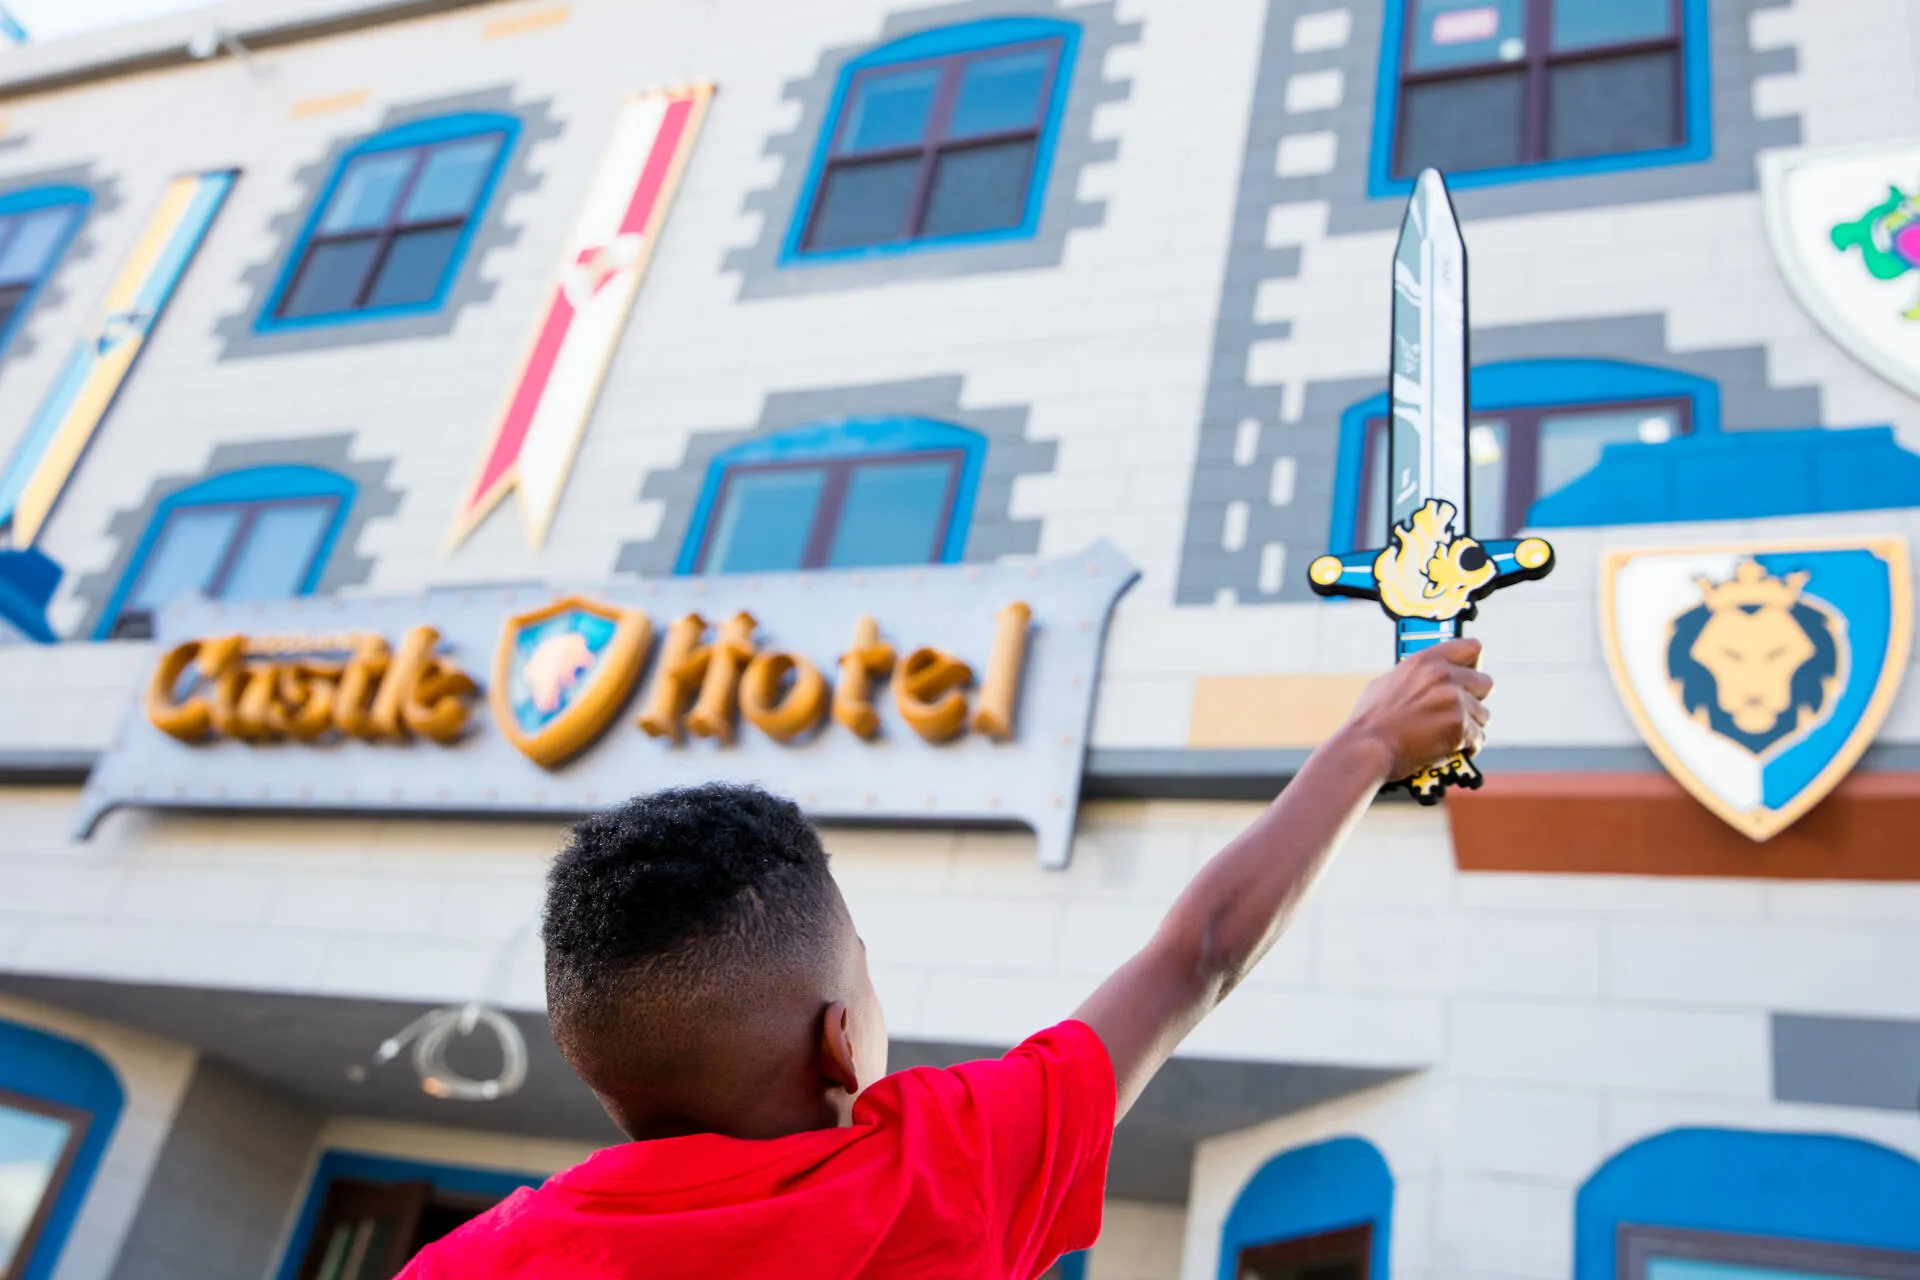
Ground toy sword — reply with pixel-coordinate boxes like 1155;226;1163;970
1306;168;1554;803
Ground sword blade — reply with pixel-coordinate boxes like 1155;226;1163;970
1389;168;1470;659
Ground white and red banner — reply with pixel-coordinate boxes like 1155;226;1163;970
449;84;713;549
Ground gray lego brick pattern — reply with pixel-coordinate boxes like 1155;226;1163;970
615;374;1056;577
1772;1013;1920;1114
1295;0;1801;237
721;0;1138;299
105;1055;324;1280
68;433;404;639
1178;312;1824;605
0;162;121;375
214;86;563;358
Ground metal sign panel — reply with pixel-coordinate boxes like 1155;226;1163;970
78;544;1138;869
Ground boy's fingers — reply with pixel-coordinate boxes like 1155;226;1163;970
1430;637;1483;667
1465;694;1492;727
1456;666;1494;700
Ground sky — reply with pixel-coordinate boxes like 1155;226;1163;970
5;0;218;43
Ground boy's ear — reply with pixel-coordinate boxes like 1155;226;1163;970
817;1000;861;1096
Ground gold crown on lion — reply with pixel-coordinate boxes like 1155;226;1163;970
1693;561;1810;610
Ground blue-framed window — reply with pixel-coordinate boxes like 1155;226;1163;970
259;112;517;330
785;17;1079;263
1330;358;1717;552
1218;1138;1393;1280
678;418;986;575
0;186;89;362
96;464;356;640
0;1018;124;1280
1370;0;1710;195
1575;1129;1920;1280
275;1151;543;1280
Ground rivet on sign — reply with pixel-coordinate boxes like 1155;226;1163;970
1053;795;1064;807
864;794;877;807
1086;562;1099;575
1026;567;1039;580
1080;617;1092;630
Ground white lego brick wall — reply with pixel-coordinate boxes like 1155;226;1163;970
0;994;199;1280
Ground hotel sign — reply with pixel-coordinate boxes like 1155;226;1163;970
79;544;1138;869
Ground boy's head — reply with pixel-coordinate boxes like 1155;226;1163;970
542;784;886;1142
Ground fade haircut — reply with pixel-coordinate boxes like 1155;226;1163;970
543;784;843;1085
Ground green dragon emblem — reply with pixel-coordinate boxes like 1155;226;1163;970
1831;184;1920;319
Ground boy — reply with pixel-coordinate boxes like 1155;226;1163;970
402;638;1492;1279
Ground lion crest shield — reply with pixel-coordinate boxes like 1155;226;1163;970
1601;538;1912;840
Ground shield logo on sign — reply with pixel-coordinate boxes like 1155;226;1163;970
1601;538;1912;840
491;597;654;769
1762;142;1920;398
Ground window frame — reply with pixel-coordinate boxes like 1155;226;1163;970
1619;1225;1920;1280
695;448;968;574
0;185;91;365
94;464;357;640
1236;1223;1372;1280
676;417;987;575
0;1086;90;1280
257;112;519;333
1328;358;1721;553
1354;392;1693;544
782;16;1081;265
1368;0;1712;196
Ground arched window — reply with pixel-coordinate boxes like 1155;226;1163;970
785;17;1080;261
96;464;356;639
678;418;985;574
1369;0;1711;194
1218;1137;1393;1280
0;185;89;360
260;112;518;329
0;1018;124;1280
1576;1128;1920;1280
1330;358;1716;551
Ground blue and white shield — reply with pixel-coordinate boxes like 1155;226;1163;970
1601;538;1912;840
489;596;652;769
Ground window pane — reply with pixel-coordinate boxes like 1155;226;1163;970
0;286;23;339
401;137;501;223
949;50;1053;138
1547;52;1680;159
921;140;1036;238
129;507;240;611
318;150;416;234
707;468;827;573
280;238;383;318
1360;421;1388;548
1467;419;1509;537
1553;0;1673;51
1397;74;1525;175
826;459;956;568
219;503;334;601
1536;407;1677;499
364;227;463;309
1408;0;1527;71
0;209;74;284
0;1101;76;1272
840;68;941;153
805;157;920;251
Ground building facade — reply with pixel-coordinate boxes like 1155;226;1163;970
1;0;1918;1278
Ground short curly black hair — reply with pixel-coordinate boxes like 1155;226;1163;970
542;783;843;1091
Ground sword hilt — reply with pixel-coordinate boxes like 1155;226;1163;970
1306;534;1554;804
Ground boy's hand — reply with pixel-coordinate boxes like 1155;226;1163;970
1343;637;1493;784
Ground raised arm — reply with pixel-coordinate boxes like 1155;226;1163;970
1073;638;1492;1117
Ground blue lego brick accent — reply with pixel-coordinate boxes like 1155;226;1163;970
1534;425;1920;527
0;546;61;642
1368;0;1712;198
255;111;520;334
0;1016;126;1280
675;417;987;574
1575;1127;1920;1279
274;1150;546;1280
92;463;357;639
1329;358;1722;553
781;16;1081;267
1218;1136;1393;1280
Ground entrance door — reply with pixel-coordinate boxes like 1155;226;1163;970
297;1179;430;1280
1238;1224;1372;1280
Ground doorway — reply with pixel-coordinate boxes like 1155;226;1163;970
1237;1223;1373;1280
294;1177;502;1280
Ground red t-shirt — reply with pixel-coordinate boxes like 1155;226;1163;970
400;1020;1116;1280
